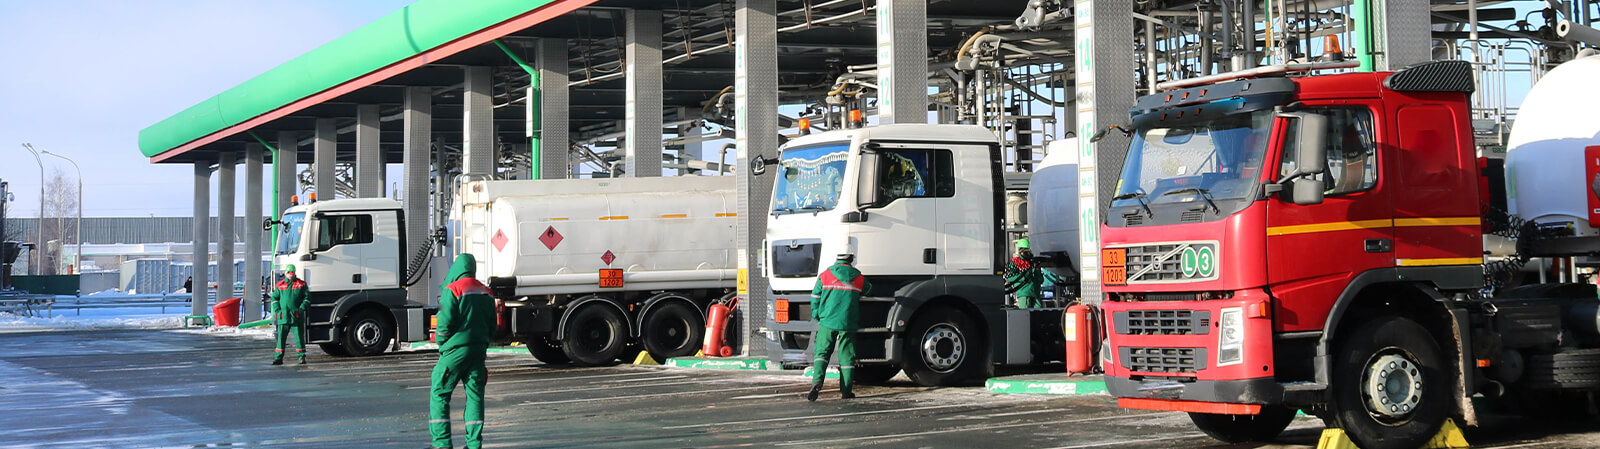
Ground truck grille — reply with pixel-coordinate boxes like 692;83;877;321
1114;310;1211;335
1121;347;1207;373
1124;244;1186;281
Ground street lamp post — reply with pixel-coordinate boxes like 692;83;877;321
20;144;44;275
40;151;82;275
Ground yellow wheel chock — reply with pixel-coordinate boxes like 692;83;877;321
1315;419;1470;449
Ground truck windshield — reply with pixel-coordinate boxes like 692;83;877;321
1113;110;1273;211
276;212;306;254
771;143;850;215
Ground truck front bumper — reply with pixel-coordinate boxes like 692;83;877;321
1105;375;1283;405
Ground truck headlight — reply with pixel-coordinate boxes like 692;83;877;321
1217;307;1244;366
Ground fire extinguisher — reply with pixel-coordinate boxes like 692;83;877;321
1064;302;1096;374
702;296;739;357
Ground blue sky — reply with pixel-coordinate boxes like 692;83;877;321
0;0;414;217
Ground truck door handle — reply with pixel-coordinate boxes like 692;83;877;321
352;274;363;283
923;248;937;264
1364;239;1393;253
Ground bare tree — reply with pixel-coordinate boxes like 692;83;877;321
39;168;77;275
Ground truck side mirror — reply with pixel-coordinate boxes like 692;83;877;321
750;156;779;176
262;218;276;232
1291;177;1325;205
1292;113;1328;176
841;211;868;223
308;217;327;252
855;151;881;209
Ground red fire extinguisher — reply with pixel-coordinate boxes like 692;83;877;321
1064;302;1096;374
702;296;739;357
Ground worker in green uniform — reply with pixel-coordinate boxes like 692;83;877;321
430;254;497;449
1004;238;1048;309
271;265;309;365
808;253;870;402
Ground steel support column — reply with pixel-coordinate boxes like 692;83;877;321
736;0;776;357
538;38;571;180
1073;0;1136;304
876;0;928;124
625;9;663;177
403;87;433;306
314;118;337;200
244;143;264;321
217;151;236;307
1375;0;1431;70
355;104;383;197
191;161;211;318
276;131;298;210
464;66;496;178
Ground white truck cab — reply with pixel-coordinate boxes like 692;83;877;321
762;124;1066;386
273;197;427;356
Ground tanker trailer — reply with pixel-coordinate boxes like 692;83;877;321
456;176;739;365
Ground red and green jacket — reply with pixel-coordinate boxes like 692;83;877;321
436;254;498;352
810;262;869;331
271;277;309;325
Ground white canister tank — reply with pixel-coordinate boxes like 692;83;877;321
1505;55;1600;234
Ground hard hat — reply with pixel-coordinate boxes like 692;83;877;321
1016;238;1031;250
836;253;856;263
286;264;297;273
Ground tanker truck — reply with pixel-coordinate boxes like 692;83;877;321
1092;58;1600;449
272;176;737;365
758;124;1071;386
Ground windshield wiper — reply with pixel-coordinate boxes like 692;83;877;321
798;206;828;213
1112;191;1155;218
1162;187;1220;213
773;207;796;214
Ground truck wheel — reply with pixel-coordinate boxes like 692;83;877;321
903;307;986;386
1188;406;1296;443
318;342;350;357
561;304;627;366
341;308;394;357
853;366;901;385
525;336;569;365
642;301;705;361
1332;316;1448;449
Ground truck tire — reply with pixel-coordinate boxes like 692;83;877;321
561;304;627;366
903;307;987;387
1331;316;1448;449
641;301;705;361
525;336;569;365
1524;349;1600;389
1188;406;1296;443
319;342;350;357
341;308;394;357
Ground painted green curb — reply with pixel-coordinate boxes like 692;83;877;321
985;375;1107;395
664;357;781;371
239;319;272;329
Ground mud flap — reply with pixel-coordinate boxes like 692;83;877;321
1446;305;1477;426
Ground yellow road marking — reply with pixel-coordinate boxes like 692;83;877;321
599;216;629;220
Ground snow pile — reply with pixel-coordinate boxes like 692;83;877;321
177;324;276;340
0;311;186;333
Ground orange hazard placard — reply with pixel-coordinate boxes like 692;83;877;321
1101;248;1126;267
1102;266;1127;286
599;268;625;288
1101;248;1127;286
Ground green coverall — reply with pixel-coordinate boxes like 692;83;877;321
1004;238;1063;309
430;254;497;449
272;267;309;363
811;259;870;398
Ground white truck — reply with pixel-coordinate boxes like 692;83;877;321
272;176;739;365
758;124;1074;386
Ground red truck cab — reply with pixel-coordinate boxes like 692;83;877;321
1099;61;1484;447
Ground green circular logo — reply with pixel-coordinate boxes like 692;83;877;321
1197;246;1216;278
1181;247;1198;277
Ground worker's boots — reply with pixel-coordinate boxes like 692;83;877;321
806;382;823;402
297;358;306;365
271;359;283;366
841;390;856;400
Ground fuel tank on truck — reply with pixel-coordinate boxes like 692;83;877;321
455;176;738;297
1506;54;1600;236
1026;138;1081;277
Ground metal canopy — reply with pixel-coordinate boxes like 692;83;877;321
140;0;1030;165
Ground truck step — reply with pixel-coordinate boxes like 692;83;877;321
853;327;892;334
1282;382;1326;391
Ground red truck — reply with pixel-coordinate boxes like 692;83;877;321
1096;60;1600;449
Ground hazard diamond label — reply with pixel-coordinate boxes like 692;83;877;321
600;250;616;265
491;230;509;252
539;226;562;251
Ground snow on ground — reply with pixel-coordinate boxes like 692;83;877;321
175;324;276;340
0;307;188;333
